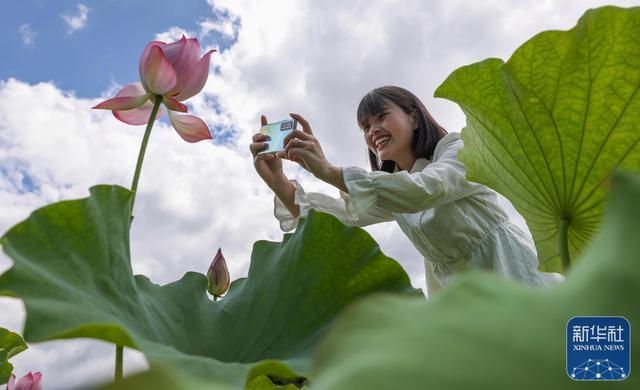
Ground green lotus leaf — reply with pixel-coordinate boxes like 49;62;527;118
0;327;28;384
309;168;639;389
96;363;235;390
0;185;422;389
97;366;308;390
434;5;640;272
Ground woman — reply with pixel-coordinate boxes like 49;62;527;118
249;85;564;296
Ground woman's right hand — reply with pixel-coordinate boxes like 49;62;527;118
250;115;286;187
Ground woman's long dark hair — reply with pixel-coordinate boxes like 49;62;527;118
356;85;448;172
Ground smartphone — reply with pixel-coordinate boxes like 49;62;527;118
257;118;297;154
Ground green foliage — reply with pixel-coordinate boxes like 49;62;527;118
434;5;640;272
0;327;28;384
0;185;421;388
97;364;235;390
308;169;639;389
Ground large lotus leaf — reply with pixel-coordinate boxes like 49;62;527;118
434;5;640;273
0;327;27;384
0;185;422;389
307;168;639;389
98;363;236;390
98;366;304;390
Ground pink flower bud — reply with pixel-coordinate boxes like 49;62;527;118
207;247;230;298
6;371;43;390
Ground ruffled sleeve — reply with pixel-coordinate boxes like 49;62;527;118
341;136;485;218
274;179;394;232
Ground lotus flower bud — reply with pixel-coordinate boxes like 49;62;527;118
6;371;43;390
207;247;230;298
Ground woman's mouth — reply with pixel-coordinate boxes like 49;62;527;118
375;137;392;151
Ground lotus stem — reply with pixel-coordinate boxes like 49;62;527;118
115;345;123;382
118;95;162;380
130;95;163;221
559;218;571;272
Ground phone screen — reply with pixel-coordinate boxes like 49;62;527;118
257;118;297;154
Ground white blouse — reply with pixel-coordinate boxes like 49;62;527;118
273;132;564;296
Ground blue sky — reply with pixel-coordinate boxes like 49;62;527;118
1;0;235;98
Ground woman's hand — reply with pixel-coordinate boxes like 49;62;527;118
250;115;287;187
276;113;334;180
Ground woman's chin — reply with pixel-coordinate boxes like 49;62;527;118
377;149;391;159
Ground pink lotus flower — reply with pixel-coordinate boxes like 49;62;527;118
6;372;42;390
93;35;216;143
207;247;230;298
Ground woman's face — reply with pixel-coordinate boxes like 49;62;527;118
361;100;416;162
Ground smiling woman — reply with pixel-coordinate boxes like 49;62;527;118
357;87;448;174
250;85;565;297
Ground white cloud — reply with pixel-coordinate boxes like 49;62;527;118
154;26;194;43
199;19;230;40
2;0;639;388
61;3;90;34
18;24;36;46
155;13;240;44
198;14;239;40
200;1;240;39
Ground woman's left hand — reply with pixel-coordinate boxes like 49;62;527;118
276;113;333;179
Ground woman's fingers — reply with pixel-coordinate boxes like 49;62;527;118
277;136;313;160
282;138;305;158
250;142;268;155
251;144;269;154
282;114;314;154
290;113;313;135
284;139;313;160
275;143;311;171
294;151;310;171
283;129;312;145
251;115;277;164
252;142;276;161
251;127;271;158
252;115;269;157
250;133;273;159
256;153;275;160
276;148;296;160
252;133;270;142
282;131;313;156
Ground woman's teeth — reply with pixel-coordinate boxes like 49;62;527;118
376;138;391;150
